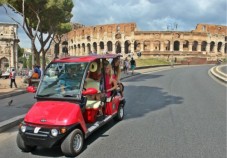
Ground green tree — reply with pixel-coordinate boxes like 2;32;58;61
0;0;74;70
17;45;24;58
28;54;32;69
22;57;27;68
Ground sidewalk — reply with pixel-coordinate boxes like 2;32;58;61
0;77;27;99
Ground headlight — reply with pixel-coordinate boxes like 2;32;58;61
51;129;58;137
21;125;26;133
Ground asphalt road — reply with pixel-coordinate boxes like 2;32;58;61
0;65;226;158
220;65;227;73
0;93;36;122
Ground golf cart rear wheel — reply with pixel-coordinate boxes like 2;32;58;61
61;128;84;157
16;133;36;152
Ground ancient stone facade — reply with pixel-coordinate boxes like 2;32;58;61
54;23;227;61
0;23;19;71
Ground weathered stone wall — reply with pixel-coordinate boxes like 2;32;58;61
0;23;19;71
51;23;227;61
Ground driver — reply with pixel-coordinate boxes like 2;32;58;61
58;66;77;93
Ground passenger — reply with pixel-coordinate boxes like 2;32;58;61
28;65;40;86
111;57;124;97
104;63;117;97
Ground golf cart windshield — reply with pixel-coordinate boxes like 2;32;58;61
36;62;88;99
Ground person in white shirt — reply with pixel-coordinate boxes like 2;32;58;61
10;69;17;88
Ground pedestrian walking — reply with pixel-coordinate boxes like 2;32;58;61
123;57;129;74
130;57;136;75
10;68;17;88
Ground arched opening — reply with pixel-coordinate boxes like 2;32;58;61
201;41;207;51
93;42;97;53
183;40;189;51
78;44;81;54
0;57;9;70
62;41;68;55
217;42;222;52
134;40;140;52
124;40;131;54
107;41;112;52
225;43;227;54
82;43;85;54
99;41;104;51
192;41;198;51
87;43;91;54
210;41;215;52
115;41;121;54
173;41;180;51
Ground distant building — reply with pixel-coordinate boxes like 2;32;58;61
23;48;31;59
49;23;227;62
0;23;19;70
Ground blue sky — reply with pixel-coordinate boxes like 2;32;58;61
0;0;226;48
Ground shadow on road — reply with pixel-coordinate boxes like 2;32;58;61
30;121;117;157
122;73;164;82
124;85;183;119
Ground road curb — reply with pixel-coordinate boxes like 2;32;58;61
0;90;27;100
0;114;25;133
210;66;227;83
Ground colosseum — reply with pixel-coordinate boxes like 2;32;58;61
53;22;227;63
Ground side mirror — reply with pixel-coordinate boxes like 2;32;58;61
82;88;98;96
26;86;36;93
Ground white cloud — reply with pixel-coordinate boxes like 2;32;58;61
0;0;226;48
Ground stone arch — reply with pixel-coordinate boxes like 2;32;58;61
87;43;91;54
153;40;161;51
201;41;207;51
82;43;85;54
134;40;140;52
62;41;68;54
99;41;104;51
225;43;227;54
183;40;189;50
93;42;97;53
143;40;150;51
0;57;9;70
77;44;81;55
124;40;131;54
192;41;198;51
210;41;215;52
107;41;112;52
217;42;222;52
173;41;180;51
115;41;121;54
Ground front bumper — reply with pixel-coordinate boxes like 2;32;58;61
18;123;75;148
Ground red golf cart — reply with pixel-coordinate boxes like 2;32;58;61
16;54;126;157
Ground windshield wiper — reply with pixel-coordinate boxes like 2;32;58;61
37;93;55;97
62;94;74;97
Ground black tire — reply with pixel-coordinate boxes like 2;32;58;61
61;128;84;157
16;133;36;152
114;104;124;121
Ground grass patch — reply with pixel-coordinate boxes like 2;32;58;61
135;58;170;67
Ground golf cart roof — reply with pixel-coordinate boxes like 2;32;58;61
53;54;122;63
